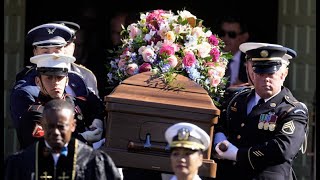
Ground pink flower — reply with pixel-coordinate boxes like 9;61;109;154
141;47;155;62
126;63;139;75
182;52;196;67
167;55;178;68
139;62;152;73
118;59;127;68
210;48;220;62
159;44;175;56
129;24;142;39
208;35;219;46
209;75;221;87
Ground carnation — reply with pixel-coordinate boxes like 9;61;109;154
106;9;231;106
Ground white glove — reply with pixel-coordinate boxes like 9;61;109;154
214;132;227;148
89;119;103;131
80;128;103;143
215;140;238;161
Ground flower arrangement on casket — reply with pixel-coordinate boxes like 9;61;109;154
106;9;232;106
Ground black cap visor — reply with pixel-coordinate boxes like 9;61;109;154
252;61;282;74
37;67;68;76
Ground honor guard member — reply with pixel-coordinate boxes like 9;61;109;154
53;21;99;96
10;23;101;146
5;99;121;180
212;42;308;180
165;122;211;180
17;53;105;150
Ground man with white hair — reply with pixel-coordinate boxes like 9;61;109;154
212;42;308;180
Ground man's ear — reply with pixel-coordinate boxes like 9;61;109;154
65;76;69;86
198;152;204;168
71;118;76;132
35;76;41;87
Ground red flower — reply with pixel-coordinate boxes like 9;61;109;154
139;62;152;73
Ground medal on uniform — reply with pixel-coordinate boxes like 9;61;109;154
258;122;264;129
269;124;276;131
262;114;271;130
268;114;278;131
263;122;269;130
258;114;265;129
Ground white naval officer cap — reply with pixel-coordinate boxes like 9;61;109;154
165;122;211;151
30;53;76;76
26;23;73;47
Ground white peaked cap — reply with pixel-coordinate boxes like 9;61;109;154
30;53;75;69
165;122;211;151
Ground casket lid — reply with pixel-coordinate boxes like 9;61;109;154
106;72;220;115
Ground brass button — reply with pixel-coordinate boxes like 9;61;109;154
237;135;241;139
241;123;245;127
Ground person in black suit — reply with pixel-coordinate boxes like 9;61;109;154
5;98;121;180
218;16;250;87
212;42;309;180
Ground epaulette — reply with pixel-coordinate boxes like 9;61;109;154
72;63;94;74
284;95;298;107
283;95;308;112
280;96;308;119
28;104;44;112
76;96;87;101
24;66;35;75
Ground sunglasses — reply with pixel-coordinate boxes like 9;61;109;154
218;30;242;39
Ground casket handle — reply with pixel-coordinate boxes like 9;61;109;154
127;141;170;154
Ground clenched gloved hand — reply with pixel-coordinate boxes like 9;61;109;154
80;119;104;143
89;119;103;131
80;128;103;143
215;140;238;161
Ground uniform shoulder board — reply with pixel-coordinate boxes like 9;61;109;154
284;95;308;113
72;63;94;74
76;96;87;101
28;104;44;112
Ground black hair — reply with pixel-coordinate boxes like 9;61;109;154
43;99;75;115
219;15;248;34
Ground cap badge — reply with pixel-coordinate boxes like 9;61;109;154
260;50;269;58
47;27;56;34
178;128;190;141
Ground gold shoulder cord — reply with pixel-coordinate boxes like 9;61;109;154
72;139;78;180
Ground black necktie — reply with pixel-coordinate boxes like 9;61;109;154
225;59;233;87
225;59;233;78
252;98;264;111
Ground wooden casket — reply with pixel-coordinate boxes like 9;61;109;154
102;71;220;178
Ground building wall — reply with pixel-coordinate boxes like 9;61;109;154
3;0;26;158
278;0;316;179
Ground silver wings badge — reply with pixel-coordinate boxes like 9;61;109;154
47;27;56;34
